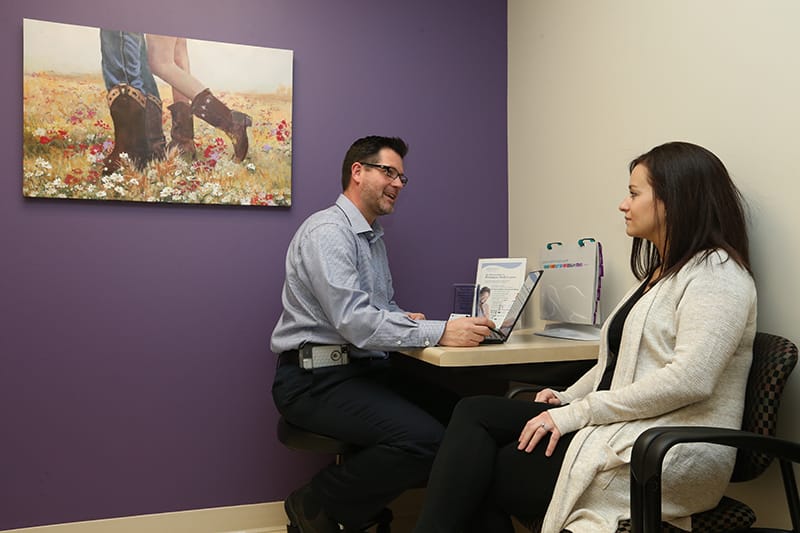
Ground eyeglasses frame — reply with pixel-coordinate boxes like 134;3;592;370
358;161;408;186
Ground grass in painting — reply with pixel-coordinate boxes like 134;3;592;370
23;72;292;206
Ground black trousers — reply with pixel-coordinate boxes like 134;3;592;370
273;356;461;529
413;395;574;533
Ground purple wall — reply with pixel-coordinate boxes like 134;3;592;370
0;0;507;529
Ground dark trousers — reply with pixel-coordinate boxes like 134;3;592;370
273;356;460;529
413;395;574;533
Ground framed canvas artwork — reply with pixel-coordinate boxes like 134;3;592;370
23;18;293;207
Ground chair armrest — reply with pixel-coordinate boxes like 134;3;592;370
629;426;800;533
506;385;543;399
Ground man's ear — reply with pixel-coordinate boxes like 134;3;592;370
350;162;363;186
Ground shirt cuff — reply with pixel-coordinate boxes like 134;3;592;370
414;320;446;348
548;399;591;435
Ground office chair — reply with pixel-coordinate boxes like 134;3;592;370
277;416;394;533
511;332;798;533
629;332;799;533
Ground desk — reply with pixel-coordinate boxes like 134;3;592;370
399;329;599;367
394;329;599;396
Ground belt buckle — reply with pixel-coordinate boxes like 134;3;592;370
300;344;349;370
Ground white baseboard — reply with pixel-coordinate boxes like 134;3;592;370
2;489;428;533
0;501;288;533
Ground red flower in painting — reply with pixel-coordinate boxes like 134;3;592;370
39;136;51;144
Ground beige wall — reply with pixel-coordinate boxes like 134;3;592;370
508;0;800;527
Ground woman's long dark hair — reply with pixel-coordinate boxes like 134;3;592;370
628;142;751;281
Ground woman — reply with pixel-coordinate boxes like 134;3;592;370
145;34;251;162
413;141;757;533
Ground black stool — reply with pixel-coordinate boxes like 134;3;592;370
277;416;394;533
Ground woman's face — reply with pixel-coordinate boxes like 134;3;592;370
619;164;666;250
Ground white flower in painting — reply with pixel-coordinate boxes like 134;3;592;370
96;191;107;198
35;158;52;170
245;163;256;172
160;187;174;198
174;169;182;177
114;185;126;195
34;128;46;137
129;178;139;186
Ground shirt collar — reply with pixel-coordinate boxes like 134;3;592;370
336;194;384;242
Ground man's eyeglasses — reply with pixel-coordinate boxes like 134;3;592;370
359;162;408;186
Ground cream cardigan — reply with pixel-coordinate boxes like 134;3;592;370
542;250;757;533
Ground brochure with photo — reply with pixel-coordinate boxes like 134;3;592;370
474;258;527;324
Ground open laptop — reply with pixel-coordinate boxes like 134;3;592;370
481;270;544;344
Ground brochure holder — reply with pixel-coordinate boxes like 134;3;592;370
536;238;603;341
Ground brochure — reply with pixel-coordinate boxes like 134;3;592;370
474;258;527;325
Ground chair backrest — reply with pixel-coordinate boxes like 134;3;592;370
731;331;798;482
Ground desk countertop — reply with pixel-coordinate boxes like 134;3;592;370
399;329;600;367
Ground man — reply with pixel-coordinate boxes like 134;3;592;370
99;29;166;175
271;136;494;532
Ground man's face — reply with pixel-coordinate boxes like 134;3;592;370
357;148;405;221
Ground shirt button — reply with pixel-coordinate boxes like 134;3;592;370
396;340;402;345
424;340;431;347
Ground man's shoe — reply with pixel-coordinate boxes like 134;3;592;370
284;484;341;533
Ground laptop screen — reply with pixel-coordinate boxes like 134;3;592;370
497;270;543;337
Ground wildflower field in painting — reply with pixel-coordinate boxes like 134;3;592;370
23;71;292;207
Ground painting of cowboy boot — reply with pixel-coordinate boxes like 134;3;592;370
23;18;293;207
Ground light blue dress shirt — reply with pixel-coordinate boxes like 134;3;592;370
270;195;446;357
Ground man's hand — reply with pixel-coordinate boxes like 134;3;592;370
438;316;495;347
406;312;426;321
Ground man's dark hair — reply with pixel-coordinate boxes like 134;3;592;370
341;136;409;191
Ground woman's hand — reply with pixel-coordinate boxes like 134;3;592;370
518;411;561;456
534;388;562;405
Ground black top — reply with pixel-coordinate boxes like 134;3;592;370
597;278;651;391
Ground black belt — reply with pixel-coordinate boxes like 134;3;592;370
277;348;382;370
277;350;300;368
